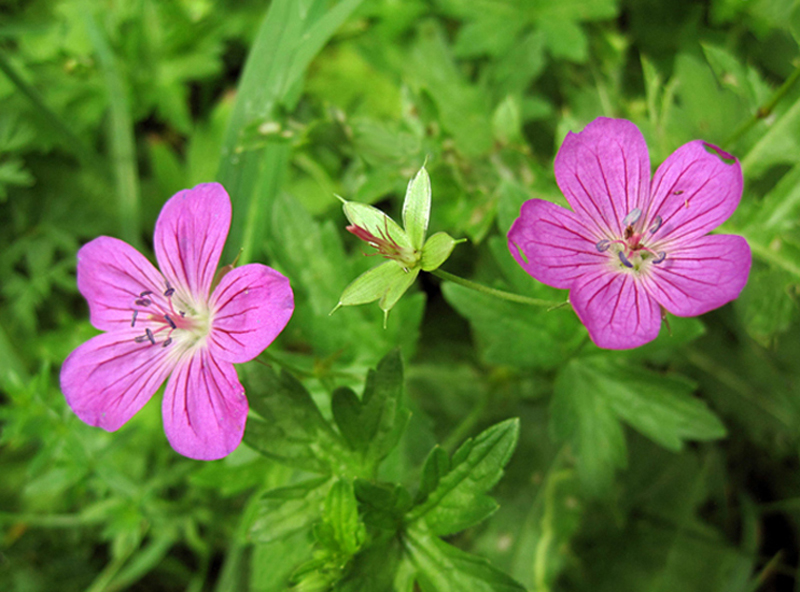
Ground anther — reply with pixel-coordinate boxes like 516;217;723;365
162;337;172;348
649;215;662;234
673;190;684;195
596;239;611;252
135;298;151;307
134;335;149;343
179;311;186;317
164;287;175;297
652;252;666;264
139;290;153;297
164;314;177;329
145;328;156;345
622;208;642;226
131;310;138;327
618;251;634;268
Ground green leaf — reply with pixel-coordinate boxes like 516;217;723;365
402;165;431;250
355;479;413;532
250;477;333;544
742;95;800;179
403;522;526;592
421;232;461;271
242;363;349;474
414;446;450;504
336;260;416;307
331;387;368;452
408;419;519;536
552;358;726;495
218;0;365;263
318;478;365;556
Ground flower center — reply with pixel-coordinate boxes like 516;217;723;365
130;283;210;348
595;208;666;273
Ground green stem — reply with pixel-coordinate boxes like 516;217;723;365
0;511;105;528
430;268;565;309
0;50;109;181
724;61;800;149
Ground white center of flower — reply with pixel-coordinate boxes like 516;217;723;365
130;284;212;350
595;208;667;274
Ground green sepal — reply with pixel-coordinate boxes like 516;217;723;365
341;198;413;251
421;232;463;271
402;165;431;250
335;260;410;307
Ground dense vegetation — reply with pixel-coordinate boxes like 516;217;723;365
3;0;800;590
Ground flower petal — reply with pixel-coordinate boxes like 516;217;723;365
154;183;232;301
570;269;662;349
60;330;175;431
77;236;167;331
508;199;607;289
554;117;651;237
646;141;743;244
162;349;247;460
208;263;294;363
643;234;751;317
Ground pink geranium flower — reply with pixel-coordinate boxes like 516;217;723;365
508;117;751;349
60;183;294;459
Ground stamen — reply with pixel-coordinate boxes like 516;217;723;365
135;298;151;307
649;215;662;234
652;251;666;264
622;208;642;226
145;328;156;345
164;287;175;297
596;239;611;252
618;251;634;268
179;311;186;317
162;337;172;348
131;310;138;327
164;314;177;329
139;290;153;297
673;190;684;195
134;335;149;343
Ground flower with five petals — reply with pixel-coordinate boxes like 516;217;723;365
508;117;751;349
60;183;294;459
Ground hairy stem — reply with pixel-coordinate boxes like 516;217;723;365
430;268;566;309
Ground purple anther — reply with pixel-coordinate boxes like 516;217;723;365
652;251;666;264
179;311;186;317
145;328;156;345
649;215;662;234
164;314;177;329
135;298;151;307
673;189;684;195
134;335;149;343
162;337;172;348
131;310;138;327
139;290;153;297
622;208;642;226
595;239;611;252
618;251;634;268
164;287;175;297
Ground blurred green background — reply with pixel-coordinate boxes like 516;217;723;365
3;0;800;590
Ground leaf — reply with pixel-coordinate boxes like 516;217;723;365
403;522;526;592
742;94;800;179
421;232;461;271
218;0;365;263
407;419;519;536
552;358;726;495
402;165;431;250
250;477;333;544
317;478;365;556
242;363;349;474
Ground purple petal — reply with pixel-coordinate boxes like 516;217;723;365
642;234;751;317
570;269;662;349
554;118;651;236
60;330;175;431
154;183;232;301
208;264;294;363
508;199;607;289
77;237;167;331
162;349;247;460
645;141;743;244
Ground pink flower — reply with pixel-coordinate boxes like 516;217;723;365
60;183;294;459
508;117;751;350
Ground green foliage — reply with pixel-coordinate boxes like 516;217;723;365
4;0;800;589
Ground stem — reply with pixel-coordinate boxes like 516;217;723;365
724;61;800;149
430;268;566;309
